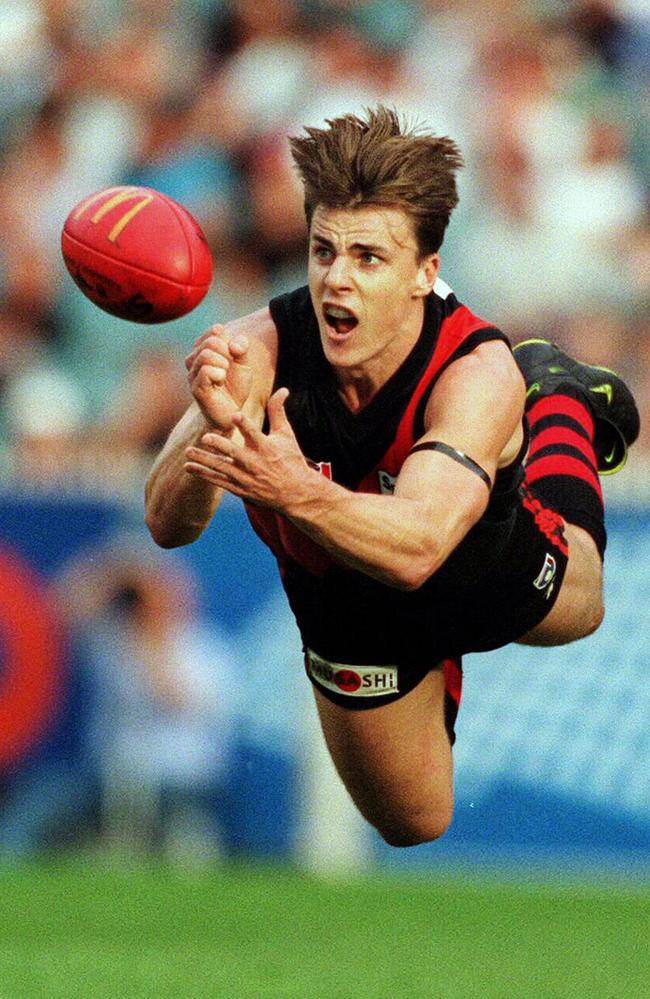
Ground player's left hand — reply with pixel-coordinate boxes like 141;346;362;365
184;388;313;510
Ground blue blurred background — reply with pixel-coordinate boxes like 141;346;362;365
0;0;649;876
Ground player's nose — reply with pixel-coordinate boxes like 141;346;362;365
323;254;353;290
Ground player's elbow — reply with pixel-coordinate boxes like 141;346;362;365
389;549;442;591
387;504;482;590
145;508;201;549
377;806;453;847
146;523;182;549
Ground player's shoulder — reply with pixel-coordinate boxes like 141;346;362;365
461;337;523;387
436;335;525;416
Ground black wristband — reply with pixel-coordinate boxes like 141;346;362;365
408;441;493;490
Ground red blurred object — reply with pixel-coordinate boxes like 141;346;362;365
61;186;213;323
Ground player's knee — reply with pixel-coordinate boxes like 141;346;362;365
564;593;604;644
376;803;453;848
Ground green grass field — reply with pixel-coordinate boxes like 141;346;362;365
1;860;648;998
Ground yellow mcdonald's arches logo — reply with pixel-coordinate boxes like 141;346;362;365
73;187;154;243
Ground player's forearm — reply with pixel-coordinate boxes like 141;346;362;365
145;406;226;548
283;476;472;590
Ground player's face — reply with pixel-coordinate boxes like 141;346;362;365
308;204;439;381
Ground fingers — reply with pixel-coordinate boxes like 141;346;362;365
185;327;249;371
183;441;250;498
228;334;249;361
184;444;236;479
267;387;291;432
184;386;305;508
185;324;226;370
187;348;228;387
231;409;263;445
183;457;242;494
196;434;236;458
185;445;231;471
186;341;245;390
189;431;253;472
203;388;293;442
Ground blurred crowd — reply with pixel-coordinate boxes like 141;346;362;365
0;537;241;860
0;0;649;488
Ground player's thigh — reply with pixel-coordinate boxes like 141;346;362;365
519;523;604;646
313;669;454;844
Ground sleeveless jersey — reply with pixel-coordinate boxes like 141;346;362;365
243;284;547;670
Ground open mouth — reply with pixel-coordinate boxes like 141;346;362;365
323;304;359;337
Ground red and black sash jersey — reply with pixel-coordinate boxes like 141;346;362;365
240;288;565;668
246;284;523;576
238;288;549;670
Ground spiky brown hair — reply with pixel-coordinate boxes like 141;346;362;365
289;105;464;255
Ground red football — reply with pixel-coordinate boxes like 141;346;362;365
61;186;213;323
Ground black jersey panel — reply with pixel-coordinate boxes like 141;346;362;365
269;287;447;488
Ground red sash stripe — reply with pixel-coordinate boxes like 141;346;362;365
442;657;462;705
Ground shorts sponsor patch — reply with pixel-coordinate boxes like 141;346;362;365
533;552;557;599
306;649;399;697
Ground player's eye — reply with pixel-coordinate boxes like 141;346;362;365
312;244;333;261
360;251;380;264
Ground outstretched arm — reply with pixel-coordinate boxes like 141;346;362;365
145;308;277;548
184;341;525;587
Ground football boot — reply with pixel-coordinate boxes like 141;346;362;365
513;338;640;474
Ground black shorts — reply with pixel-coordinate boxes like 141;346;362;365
297;486;569;743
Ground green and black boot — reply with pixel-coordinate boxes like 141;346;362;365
513;338;640;474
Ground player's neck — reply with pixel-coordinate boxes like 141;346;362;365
334;321;422;413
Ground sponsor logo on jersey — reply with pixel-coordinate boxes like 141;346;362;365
377;469;397;494
306;649;399;697
306;459;333;480
533;552;557;599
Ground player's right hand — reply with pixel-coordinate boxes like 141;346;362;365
185;325;253;433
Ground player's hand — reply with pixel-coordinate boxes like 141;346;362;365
185;325;253;433
183;388;313;511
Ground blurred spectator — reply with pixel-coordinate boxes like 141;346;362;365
197;0;313;151
241;135;307;294
0;349;191;494
624;312;650;459
0;99;75;350
55;536;240;861
440;9;649;336
123;97;241;250
0;90;140;377
0;0;53;148
93;346;190;486
1;362;91;487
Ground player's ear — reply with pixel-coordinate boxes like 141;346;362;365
413;253;439;298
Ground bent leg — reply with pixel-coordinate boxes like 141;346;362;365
519;523;604;646
313;669;453;847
